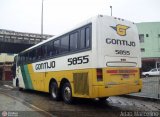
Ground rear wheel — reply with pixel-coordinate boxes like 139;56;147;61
62;82;73;104
50;81;60;101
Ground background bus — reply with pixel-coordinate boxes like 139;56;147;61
13;15;142;104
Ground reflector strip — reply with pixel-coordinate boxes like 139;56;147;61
107;70;138;74
107;70;118;74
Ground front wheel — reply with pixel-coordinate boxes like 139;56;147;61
62;82;73;104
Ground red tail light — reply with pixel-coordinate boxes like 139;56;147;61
97;69;103;81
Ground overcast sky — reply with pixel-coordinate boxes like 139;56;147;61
0;0;159;35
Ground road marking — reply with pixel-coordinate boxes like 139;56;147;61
4;85;13;89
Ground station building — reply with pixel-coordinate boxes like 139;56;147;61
0;29;53;81
137;22;160;71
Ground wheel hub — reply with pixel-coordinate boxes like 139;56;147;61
64;87;71;101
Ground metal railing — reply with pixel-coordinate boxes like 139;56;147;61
0;29;53;44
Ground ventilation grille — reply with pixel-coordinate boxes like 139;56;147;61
73;73;89;95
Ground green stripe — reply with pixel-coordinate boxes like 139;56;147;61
21;65;33;89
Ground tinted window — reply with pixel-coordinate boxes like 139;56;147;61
18;55;21;65
18;24;92;64
47;42;53;56
24;53;28;63
85;27;90;47
61;35;69;53
79;26;91;49
53;39;60;55
28;51;32;61
70;32;78;51
80;29;85;49
28;50;36;62
42;45;47;57
37;47;42;59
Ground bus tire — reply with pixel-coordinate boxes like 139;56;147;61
62;82;73;104
19;87;23;91
145;74;149;77
50;81;60;101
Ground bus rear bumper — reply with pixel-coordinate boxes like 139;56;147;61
92;84;142;98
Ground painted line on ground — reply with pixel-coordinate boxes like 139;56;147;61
4;85;14;89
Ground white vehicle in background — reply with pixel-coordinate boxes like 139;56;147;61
142;68;160;77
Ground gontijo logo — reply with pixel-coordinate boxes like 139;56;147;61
110;24;129;36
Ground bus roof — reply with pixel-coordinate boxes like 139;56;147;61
19;15;133;54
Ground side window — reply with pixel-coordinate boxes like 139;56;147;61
80;29;85;49
53;39;60;55
29;49;36;62
85;27;90;48
24;53;28;64
37;47;42;59
79;25;91;49
28;51;31;62
21;54;24;64
17;55;21;66
32;49;36;61
60;35;69;53
70;32;78;51
42;45;47;58
47;42;53;57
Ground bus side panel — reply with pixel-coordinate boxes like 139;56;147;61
44;68;94;98
27;64;45;91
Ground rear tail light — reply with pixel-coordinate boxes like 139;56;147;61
97;68;103;81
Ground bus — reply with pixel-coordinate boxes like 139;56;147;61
13;15;142;104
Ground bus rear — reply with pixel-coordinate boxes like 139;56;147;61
93;15;142;98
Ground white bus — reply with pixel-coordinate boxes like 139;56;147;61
13;15;142;104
